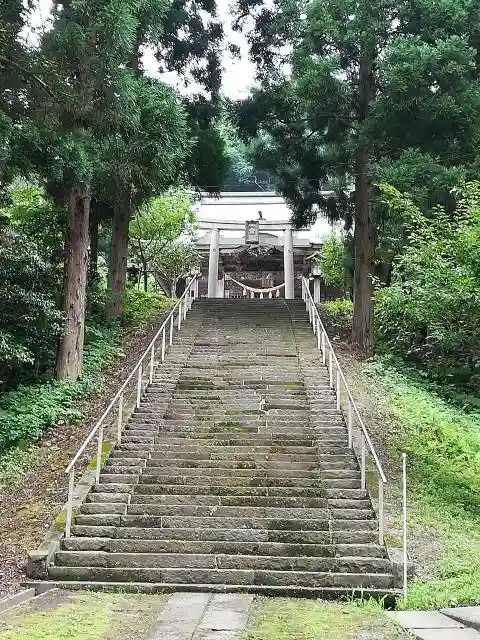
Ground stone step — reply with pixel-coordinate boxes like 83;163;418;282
140;459;319;471
147;452;320;462
116;444;319;455
29;580;400;600
38;301;393;597
70;525;380;545
99;484;329;498
54;551;391;573
62;538;386;558
151;437;318;447
74;514;332;530
135;474;324;488
323;479;361;489
47;566;394;589
123;505;332;519
138;466;324;479
127;494;330;508
74;513;378;532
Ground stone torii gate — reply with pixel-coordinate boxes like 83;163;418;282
199;219;297;299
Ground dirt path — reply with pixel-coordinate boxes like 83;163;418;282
0;314;171;597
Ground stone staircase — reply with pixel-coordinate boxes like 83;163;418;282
44;299;395;597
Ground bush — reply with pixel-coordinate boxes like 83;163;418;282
0;326;118;452
323;298;353;322
319;234;351;294
0;230;63;391
122;288;172;327
375;183;480;395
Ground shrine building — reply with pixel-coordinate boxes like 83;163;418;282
193;191;340;301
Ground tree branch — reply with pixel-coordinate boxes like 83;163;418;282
0;55;55;97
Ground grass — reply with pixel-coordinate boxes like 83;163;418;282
0;591;167;640
242;598;406;640
362;357;480;609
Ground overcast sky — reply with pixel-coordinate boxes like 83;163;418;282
29;0;256;99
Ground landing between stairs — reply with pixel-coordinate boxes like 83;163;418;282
29;299;397;598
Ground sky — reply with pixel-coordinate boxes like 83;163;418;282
27;1;332;240
29;0;256;100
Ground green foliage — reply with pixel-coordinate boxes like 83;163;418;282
187;122;229;191
234;0;480;226
0;326;119;452
97;77;190;209
323;299;353;323
375;183;480;394
364;356;480;608
130;191;194;276
0;445;40;488
5;185;65;262
365;357;480;514
0;229;63;390
218;114;274;190
153;241;201;297
319;235;350;292
122;289;172;326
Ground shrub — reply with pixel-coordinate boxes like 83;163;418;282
323;298;353;321
375;183;480;394
0;326;118;452
319;234;351;294
122;288;172;327
0;230;63;391
322;299;353;330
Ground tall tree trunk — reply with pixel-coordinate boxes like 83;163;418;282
56;184;91;381
352;56;375;353
89;208;99;280
106;199;131;316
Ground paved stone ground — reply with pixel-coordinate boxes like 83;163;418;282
388;607;480;639
147;592;253;640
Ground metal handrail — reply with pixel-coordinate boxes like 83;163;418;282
301;277;387;545
63;276;199;537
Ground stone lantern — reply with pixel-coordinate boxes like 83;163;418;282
311;262;323;303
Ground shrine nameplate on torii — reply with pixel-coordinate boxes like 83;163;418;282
245;220;260;245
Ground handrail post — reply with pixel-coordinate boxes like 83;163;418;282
65;469;75;538
313;312;317;335
321;333;326;365
178;302;182;329
95;423;104;484
149;345;155;384
137;365;142;408
378;478;385;545
336;370;341;410
161;328;166;361
347;399;353;448
329;352;333;388
361;436;366;489
403;453;408;597
317;323;321;351
117;393;124;444
184;296;188;320
170;313;174;345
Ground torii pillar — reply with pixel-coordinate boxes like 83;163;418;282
284;225;295;299
207;227;220;298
